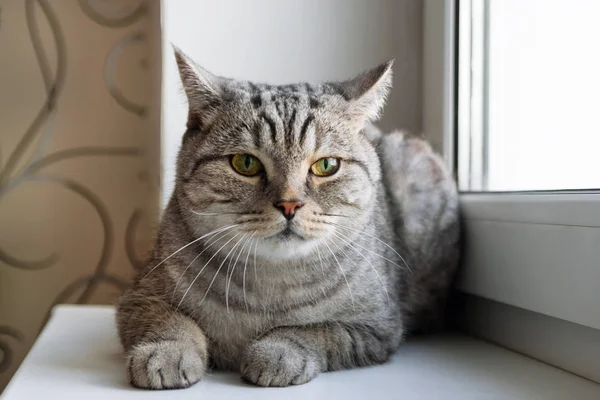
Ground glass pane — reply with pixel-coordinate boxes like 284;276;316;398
458;0;600;192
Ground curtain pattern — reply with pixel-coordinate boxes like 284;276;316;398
0;0;161;390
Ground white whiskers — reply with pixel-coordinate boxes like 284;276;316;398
253;238;259;283
330;222;412;274
198;233;247;307
323;240;355;311
171;228;236;304
315;243;325;274
176;232;241;310
225;233;253;312
189;210;231;216
338;236;406;270
331;231;390;306
189;208;259;217
143;224;239;280
242;235;257;312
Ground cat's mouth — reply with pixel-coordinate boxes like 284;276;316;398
268;226;305;241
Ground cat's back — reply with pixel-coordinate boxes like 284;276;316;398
375;129;460;333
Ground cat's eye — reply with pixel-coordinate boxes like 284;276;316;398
231;154;264;176
310;157;340;177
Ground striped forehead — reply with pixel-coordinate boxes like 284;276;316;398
244;83;325;159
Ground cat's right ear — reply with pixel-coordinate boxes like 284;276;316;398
173;45;222;129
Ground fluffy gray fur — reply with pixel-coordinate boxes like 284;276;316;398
116;48;460;389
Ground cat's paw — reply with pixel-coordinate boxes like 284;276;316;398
126;340;205;390
241;336;320;387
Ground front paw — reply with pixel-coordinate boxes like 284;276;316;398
241;336;320;387
126;340;206;389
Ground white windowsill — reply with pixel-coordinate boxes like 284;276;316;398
459;193;600;331
3;305;599;399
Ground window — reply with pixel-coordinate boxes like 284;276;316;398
452;2;600;327
422;0;600;383
458;0;600;192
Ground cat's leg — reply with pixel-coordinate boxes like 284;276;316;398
116;289;208;389
241;323;395;387
377;130;460;332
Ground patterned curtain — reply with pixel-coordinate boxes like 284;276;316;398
0;0;161;391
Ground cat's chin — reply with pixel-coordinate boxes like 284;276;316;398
257;236;319;261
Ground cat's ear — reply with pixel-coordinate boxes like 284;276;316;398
332;60;393;123
173;45;222;129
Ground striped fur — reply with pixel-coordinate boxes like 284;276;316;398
116;49;460;389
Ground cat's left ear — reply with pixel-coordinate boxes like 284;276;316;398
331;60;393;123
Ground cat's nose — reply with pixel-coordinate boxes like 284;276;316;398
274;200;304;221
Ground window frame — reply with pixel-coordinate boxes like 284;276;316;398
423;0;600;382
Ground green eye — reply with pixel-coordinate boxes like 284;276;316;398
231;154;263;176
311;157;340;177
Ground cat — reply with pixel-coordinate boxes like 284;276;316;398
116;47;460;389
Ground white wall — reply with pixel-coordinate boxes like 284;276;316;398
162;0;423;204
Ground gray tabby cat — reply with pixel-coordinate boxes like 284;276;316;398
116;48;459;389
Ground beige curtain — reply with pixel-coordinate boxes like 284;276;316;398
0;0;161;391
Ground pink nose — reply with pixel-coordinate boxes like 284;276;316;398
275;200;304;220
